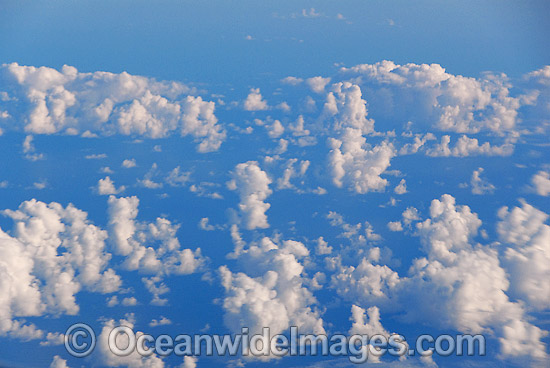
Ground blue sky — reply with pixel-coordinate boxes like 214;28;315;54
0;1;549;368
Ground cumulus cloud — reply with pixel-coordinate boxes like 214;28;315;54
497;201;550;310
107;195;205;275
98;316;165;367
470;167;495;195
244;88;268;111
306;76;331;94
0;63;225;152
227;161;272;230
219;234;324;340
328;129;395;193
330;194;548;359
531;170;550;196
427;134;514;157
97;176;125;195
340;60;521;136
0;199;121;336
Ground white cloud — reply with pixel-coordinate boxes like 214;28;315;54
393;178;407;195
306;76;331;94
387;221;403;232
98;316;165;367
50;355;70;368
149;316;172;327
470;167;495;195
0;63;225;152
244;88;268;111
219;235;324;340
531;170;550;196
331;195;548;359
122;297;138;306
122;158;137;168
107;195;205;274
227;161;272;230
340;60;521;136
181;356;197;368
0;199;121;336
497;201;550;310
97;176;125;195
427;135;514;157
328;129;395;193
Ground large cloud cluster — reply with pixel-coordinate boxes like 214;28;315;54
0;63;225;152
0;199;121;337
329;195;548;360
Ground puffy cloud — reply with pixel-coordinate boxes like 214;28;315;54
243;88;268;111
97;176;125;195
219;234;324;338
2;199;121;314
0;199;122;338
107;195;205;274
0;63;225;152
340;60;521;136
332;258;400;307
497;201;550;310
227;161;272;230
328;128;395;193
97;316;165;368
181;356;197;368
387;221;403;232
49;355;70;368
470;167;495;195
122;158;137;168
306;76;331;93
427;134;514;157
393;178;407;195
323;82;374;134
330;195;548;359
531;170;550;196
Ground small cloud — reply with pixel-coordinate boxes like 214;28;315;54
244;88;269;111
85;153;107;159
121;297;138;306
122;158;137;168
33;180;47;190
149;317;172;327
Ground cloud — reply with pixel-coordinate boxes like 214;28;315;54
530;170;550;196
244;88;268;111
227;161;272;230
97;316;165;367
330;195;548;359
497;201;550;311
0;199;121;336
306;76;331;94
427;134;514;157
470;167;495;195
328;129;395;193
97;176;125;195
49;355;70;368
0;63;225;152
219;233;324;340
340;61;521;136
107;195;205;275
393;179;407;195
122;158;137;168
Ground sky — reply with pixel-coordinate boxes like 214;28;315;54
0;1;549;368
